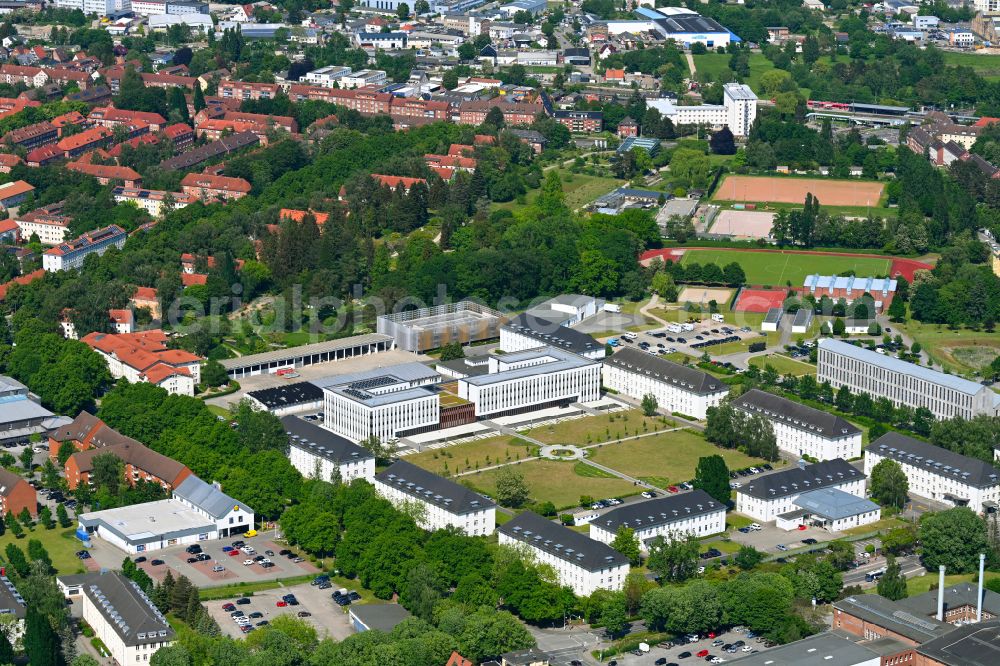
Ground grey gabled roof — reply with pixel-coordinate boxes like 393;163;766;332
594;489;723;534
819;338;992;397
0;575;25;619
793;487;879;520
869;432;1000;489
604;346;726;396
375;460;494;516
725;632;880;666
173;475;252;518
77;572;174;647
900;582;1000;619
737;458;861;500
281;415;374;466
733;389;860;440
499;511;628;572
833;594;952;643
502;313;601;356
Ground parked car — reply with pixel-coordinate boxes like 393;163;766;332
211;565;224;572
150;560;164;566
236;598;250;605
185;545;202;554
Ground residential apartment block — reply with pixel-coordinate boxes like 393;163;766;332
58;572;175;666
14;201;71;245
180;173;252;201
113;187;195;216
81;329;203;396
0;467;36;517
735;458;865;522
646;83;758;137
602;347;728;419
374;460;495;536
458;346;601;418
590;489;726;547
42;224;127;272
817;338;1000;419
499;511;630;596
732;389;862;461
865;432;1000;514
282;415;375;484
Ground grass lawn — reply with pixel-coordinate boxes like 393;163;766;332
522;409;676;445
681;249;891;287
462;459;637;509
895;319;1000;376
206;404;229;418
748;354;816;377
405;436;536;476
841;516;910;537
942;51;1000;80
692;53;778;93
701;539;741;554
902;571;1000;596
497;168;624;214
726;514;753;530
1;527;88;576
705;331;782;356
587;429;767;487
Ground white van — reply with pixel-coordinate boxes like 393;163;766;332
667;324;682;333
604;303;622;313
681;323;695;332
712;313;725;322
622;332;638;341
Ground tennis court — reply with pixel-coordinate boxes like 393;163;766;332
734;288;788;313
715;175;885;207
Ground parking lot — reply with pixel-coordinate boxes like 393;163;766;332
205;580;357;640
607;628;774;666
89;536;319;588
612;318;765;360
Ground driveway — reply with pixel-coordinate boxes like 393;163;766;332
206;582;355;641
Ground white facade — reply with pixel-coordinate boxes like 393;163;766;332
303;65;352;87
15;217;69;245
498;528;629;596
589;490;726;548
131;0;167;13
760;413;860;461
374;461;495;536
340;69;387;89
458;347;601;418
735;460;865;522
172;475;255;538
289;443;375;483
646;83;757;137
55;0;118;15
817;338;1000;420
114;188;193;217
864;434;1000;514
975;0;1000;12
499;324;605;360
42;225;127;272
74;574;175;666
601;348;728;420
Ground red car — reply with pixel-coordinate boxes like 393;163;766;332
697;650;709;658
667;486;680;493
708;632;716;639
276;601;287;607
228;549;241;556
797;525;808;530
222;604;236;612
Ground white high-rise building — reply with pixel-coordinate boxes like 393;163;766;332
646;82;757;137
499;511;630;597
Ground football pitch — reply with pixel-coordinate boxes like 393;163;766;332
681;249;892;286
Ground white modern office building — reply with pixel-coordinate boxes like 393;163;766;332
817;338;1000;420
733;389;862;461
864;432;1000;514
340;69;387;89
647;82;757;137
78;500;219;554
499;511;630;597
302;65;352;87
55;0;120;16
282;415;375;484
590;490;726;548
602;347;728;420
320;363;441;444
374;460;495;536
735;458;865;522
500;314;605;360
523;294;603;327
458;346;601;418
58;571;175;666
42;225;127;272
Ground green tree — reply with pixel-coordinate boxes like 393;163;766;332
38;506;53;529
494;466;529;508
878;555;908;600
439;342;465;362
18;446;33;473
396;1;409;18
640;580;722;634
90;452;123;495
200;359;228;388
919;508;989;573
600;593;629;638
400;562;443;622
734;545;764;570
887;296;906;322
57;440;76;467
24;607;63;666
651;271;678;300
693;454;730;505
869;459;909;509
72;657;100;666
647;534;699;583
611;525;641;565
640;393;658;417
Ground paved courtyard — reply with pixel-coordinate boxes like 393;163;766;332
205;581;355;641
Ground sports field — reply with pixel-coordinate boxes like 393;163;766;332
681;249;891;286
715;175;885;207
711;210;775;239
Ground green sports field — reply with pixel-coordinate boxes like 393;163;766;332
681;249;891;286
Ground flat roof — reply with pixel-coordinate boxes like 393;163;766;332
733;389;860;440
604;347;726;396
246;381;324;409
462;346;596;386
375;460;495;515
349;604;412;633
793;487;879;520
219;333;392;370
79;499;216;545
282;415;374;466
833;594;952;643
819;338;992;398
917;619;1000;665
898;582;1000;619
869;432;1000;489
726;632;879;666
737;459;861;501
593;489;724;534
499;511;629;572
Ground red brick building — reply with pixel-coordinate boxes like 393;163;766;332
618;117;639;138
457;99;544;126
57;126;113;159
180;173;252;201
66;161;142;187
0;468;36;517
88;106;166;132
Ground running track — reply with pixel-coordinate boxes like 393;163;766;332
638;247;933;281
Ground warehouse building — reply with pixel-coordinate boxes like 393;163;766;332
458;346;601;418
732;389;862;461
282;415;375;484
499;511;630;596
376;301;506;353
735;458;864;522
602;347;728;419
864;432;1000;514
589;489;726;548
246;381;325;416
817;338;1000;420
219;333;393;379
374;460;495;536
